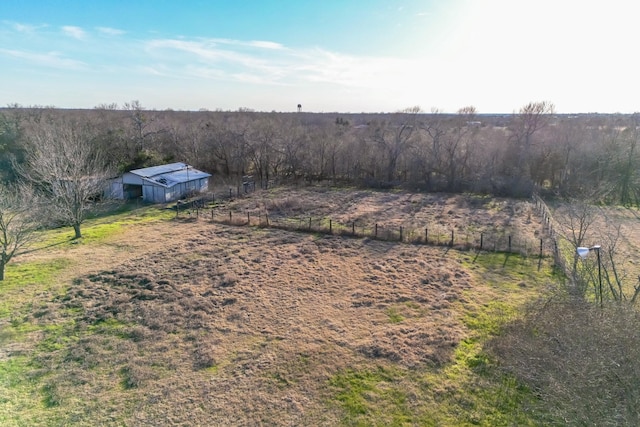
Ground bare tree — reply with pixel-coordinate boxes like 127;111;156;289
370;106;420;182
0;184;38;281
19;120;112;239
441;106;478;191
554;199;598;298
593;212;640;304
509;101;555;153
506;101;555;194
0;112;25;183
612;114;640;206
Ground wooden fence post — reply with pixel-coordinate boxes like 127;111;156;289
229;211;232;223
538;238;544;271
247;212;250;225
399;226;403;242
450;230;454;247
508;235;512;252
329;219;332;234
539;239;543;259
480;232;484;250
375;223;378;238
229;188;232;199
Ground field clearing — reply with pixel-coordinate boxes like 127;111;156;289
223;187;541;234
0;188;557;425
207;187;550;254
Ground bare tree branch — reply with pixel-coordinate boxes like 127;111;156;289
18;119;113;239
0;184;38;280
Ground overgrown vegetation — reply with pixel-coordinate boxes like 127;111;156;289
488;297;640;425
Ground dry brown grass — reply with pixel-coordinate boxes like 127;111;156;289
212;187;548;256
31;224;473;425
2;188;554;425
232;187;540;235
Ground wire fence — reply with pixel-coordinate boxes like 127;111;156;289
174;189;554;259
532;193;566;269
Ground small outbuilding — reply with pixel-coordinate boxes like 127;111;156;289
109;163;211;203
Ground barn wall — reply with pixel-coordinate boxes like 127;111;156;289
122;172;145;186
139;178;210;203
105;178;124;199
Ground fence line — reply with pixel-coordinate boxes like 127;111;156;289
532;193;568;272
176;199;553;257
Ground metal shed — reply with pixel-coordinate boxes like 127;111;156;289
114;163;211;203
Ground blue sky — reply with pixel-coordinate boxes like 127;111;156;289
1;0;639;113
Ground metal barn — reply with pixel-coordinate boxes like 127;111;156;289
111;163;211;203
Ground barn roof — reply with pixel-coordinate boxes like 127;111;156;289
129;163;211;188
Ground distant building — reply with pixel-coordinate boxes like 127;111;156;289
108;162;211;203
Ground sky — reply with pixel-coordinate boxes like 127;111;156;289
1;0;639;114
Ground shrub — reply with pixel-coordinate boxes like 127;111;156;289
487;296;640;425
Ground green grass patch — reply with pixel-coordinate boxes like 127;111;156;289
412;336;541;426
386;306;404;323
36;320;79;352
0;355;50;426
329;366;412;426
30;203;174;248
3;258;71;288
78;205;174;243
0;258;72;318
463;301;516;339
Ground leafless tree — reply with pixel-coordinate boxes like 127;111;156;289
370;106;420;182
509;101;555;153
441;106;478;191
611;114;640;205
0;184;38;281
19;119;113;239
246;116;283;188
506;101;555;194
554;199;598;298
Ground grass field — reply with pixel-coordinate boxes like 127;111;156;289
0;188;559;426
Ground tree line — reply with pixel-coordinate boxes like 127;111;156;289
2;101;640;203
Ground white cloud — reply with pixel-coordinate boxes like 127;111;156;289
247;40;285;50
8;21;43;33
96;26;125;36
144;36;426;90
62;25;86;40
0;48;87;70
